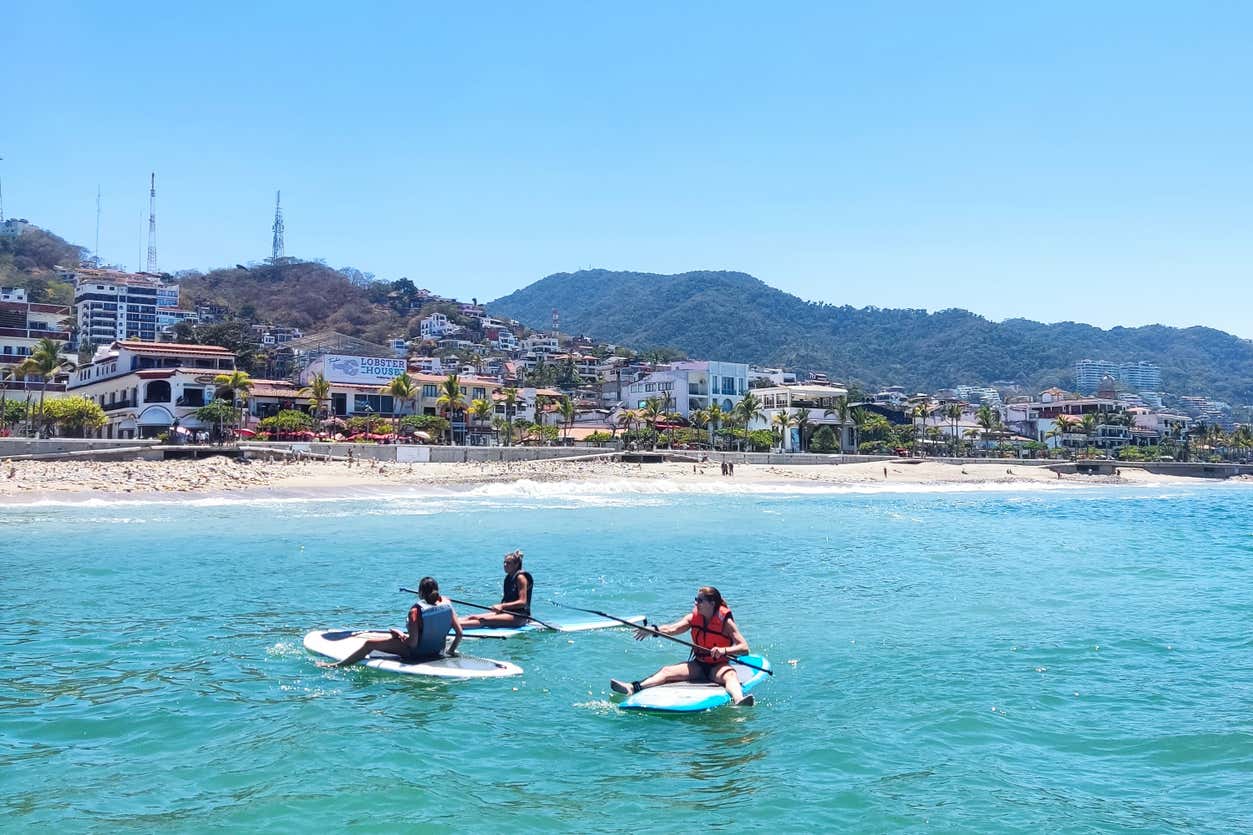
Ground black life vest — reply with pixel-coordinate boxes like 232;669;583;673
502;569;534;616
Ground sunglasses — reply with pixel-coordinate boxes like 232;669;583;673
694;597;713;605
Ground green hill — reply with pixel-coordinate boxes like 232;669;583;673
488;269;1253;404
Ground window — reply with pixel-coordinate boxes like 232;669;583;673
422;385;437;397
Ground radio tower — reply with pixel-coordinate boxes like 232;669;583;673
94;186;101;265
271;190;285;262
0;155;6;222
145;172;158;273
551;307;559;336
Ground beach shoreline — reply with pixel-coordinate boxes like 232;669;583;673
1;455;1245;504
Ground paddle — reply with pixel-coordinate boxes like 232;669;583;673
549;600;774;676
399;588;560;631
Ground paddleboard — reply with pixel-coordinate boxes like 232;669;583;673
461;614;646;639
618;655;772;712
303;629;523;678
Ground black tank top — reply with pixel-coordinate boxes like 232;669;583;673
502;570;533;616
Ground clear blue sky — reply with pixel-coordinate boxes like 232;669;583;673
5;3;1252;337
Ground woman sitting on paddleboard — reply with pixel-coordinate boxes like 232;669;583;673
458;550;533;629
319;577;463;668
610;586;755;706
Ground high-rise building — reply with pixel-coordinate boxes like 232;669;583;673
1118;361;1161;393
66;267;161;347
1074;359;1118;394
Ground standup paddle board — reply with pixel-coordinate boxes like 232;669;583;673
618;655;772;712
303;629;522;678
461;614;647;639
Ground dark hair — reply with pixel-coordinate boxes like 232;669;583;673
697;586;727;609
417;576;440;605
505;550;523;566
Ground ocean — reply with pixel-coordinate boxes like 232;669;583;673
2;480;1250;832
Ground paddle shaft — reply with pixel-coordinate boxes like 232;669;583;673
549;600;773;676
399;588;558;631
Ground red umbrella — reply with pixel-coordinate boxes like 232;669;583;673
236;428;257;437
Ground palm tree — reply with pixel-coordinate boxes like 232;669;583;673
614;408;638;438
380;373;418;436
732;392;763;451
975;404;1001;456
557;396;576;444
944;403;963;457
824;396;852;453
1079;413;1100;456
20;338;67;437
0;365;16;434
771;410;792;452
849;406;870;453
963;427;981;456
491;415;513;446
910;403;929;457
469;397;494;443
302;372;332;424
705;403;724;450
791;407;812;453
1046;419;1071;458
436;373;467;444
637;397;665;447
501;386;519;446
212;369;254;439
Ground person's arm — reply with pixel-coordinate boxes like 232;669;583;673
446;600;463;656
708;616;749;660
402;604;422;651
634;613;691;641
492;573;530;612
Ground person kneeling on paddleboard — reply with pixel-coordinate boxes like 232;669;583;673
459;550;534;629
319;577;463;668
610;586;755;707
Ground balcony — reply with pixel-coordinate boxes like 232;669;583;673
103;399;136;412
0;327;72;340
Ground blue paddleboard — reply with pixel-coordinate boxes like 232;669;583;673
618;655;771;712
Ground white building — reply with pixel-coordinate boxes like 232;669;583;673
65;340;237;439
0;294;72;392
750;382;849;452
521;335;560;355
419;313;461;341
68;268;162;346
621;360;748;416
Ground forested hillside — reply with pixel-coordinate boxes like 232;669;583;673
489;270;1253;403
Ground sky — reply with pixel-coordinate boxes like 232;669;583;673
4;2;1252;337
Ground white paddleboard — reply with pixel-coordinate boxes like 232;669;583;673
619;655;772;712
462;614;646;639
303;629;522;678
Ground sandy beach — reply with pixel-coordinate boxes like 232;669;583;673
1;455;1240;501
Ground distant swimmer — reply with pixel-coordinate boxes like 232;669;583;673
318;577;462;667
459;550;534;628
610;586;755;706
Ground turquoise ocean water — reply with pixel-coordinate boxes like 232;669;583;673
2;479;1251;832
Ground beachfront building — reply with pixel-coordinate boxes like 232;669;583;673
67;267;166;347
65;340;236;439
750;382;849;452
620;360;748;417
419;313;461;341
0;291;72;387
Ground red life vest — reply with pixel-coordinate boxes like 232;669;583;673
690;603;733;661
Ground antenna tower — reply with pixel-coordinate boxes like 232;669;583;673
146;172;158;273
94;186;101;264
552;307;559;336
271;190;285;262
0;155;5;222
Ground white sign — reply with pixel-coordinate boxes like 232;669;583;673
321;354;408;384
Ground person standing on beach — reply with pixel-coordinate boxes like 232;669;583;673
610;586;755;706
318;577;463;667
459;550;534;628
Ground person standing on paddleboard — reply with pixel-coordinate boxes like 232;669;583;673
459;550;534;629
318;577;463;667
610;586;755;706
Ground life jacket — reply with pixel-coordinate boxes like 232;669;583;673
411;601;454;659
690;603;733;662
502;570;534;616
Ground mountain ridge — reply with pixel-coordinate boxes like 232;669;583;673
488;269;1253;404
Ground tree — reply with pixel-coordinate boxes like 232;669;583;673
17;338;68;437
732;392;764;451
436;374;467;444
705;403;724;450
213;370;254;433
380;373;418;435
257;409;315;438
791;407;812;453
810;425;839;453
975;404;1002;455
557;396;576;444
824;396;852;452
771;410;792;452
39;397;107;437
470;397;494;441
944;403;964;457
302;372;332;422
194;399;238;438
501;387;519;446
